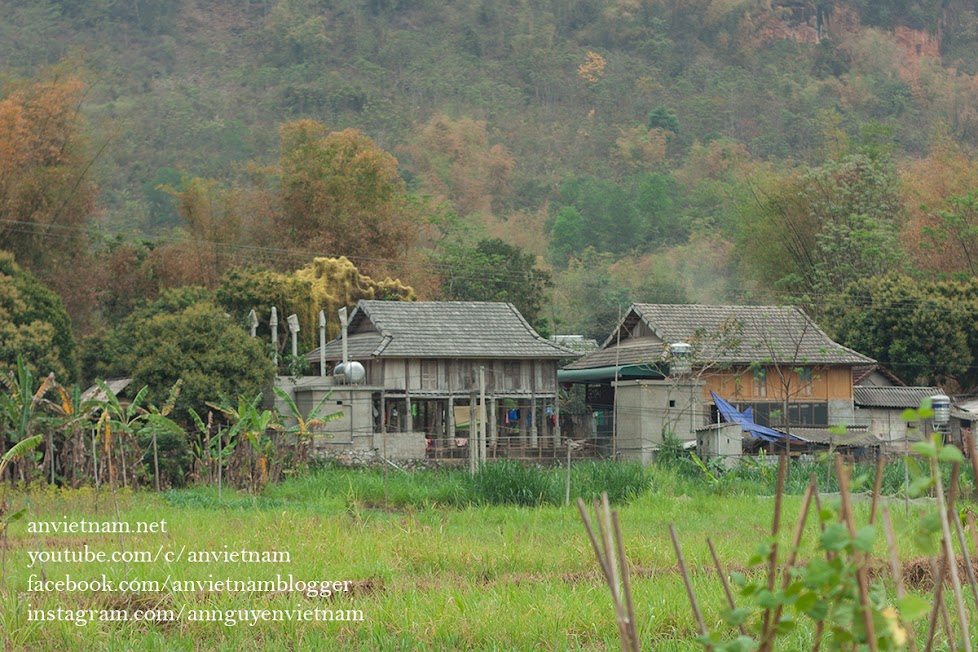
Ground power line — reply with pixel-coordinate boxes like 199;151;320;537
6;215;977;311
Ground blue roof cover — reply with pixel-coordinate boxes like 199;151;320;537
710;391;807;444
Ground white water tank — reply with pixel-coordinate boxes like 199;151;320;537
931;394;950;425
669;342;692;376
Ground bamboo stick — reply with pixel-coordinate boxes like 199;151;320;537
870;454;885;525
707;538;748;637
670;523;710;648
759;454;787;652
835;455;878;652
882;508;918;652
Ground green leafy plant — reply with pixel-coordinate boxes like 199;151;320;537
272;386;341;473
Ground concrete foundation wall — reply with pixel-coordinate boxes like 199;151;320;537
853;407;917;443
828;399;856;428
271;376;442;464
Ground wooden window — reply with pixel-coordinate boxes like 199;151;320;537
421;360;438;390
752;368;767;398
797;367;813;397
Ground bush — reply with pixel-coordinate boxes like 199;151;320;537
473;461;558;506
571;461;649;503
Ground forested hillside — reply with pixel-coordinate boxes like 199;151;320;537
4;0;978;388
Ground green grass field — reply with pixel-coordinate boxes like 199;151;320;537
0;462;971;651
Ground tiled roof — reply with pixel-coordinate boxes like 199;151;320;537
852;365;906;386
854;386;941;409
567;304;874;371
550;335;599;354
630;304;873;365
305;301;578;361
563;339;665;370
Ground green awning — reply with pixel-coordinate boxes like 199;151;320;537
558;364;664;383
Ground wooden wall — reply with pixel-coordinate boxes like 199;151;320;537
701;365;855;403
368;358;558;394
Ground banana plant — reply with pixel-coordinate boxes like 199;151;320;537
188;407;239;500
206;393;267;492
141;380;183;491
0;434;42;587
92;379;150;488
0;355;55;483
272;386;341;468
39;382;100;487
245;407;278;492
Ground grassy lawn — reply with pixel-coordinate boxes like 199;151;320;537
0;463;969;651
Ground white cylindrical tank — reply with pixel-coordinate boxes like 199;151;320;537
931;394;951;425
669;342;692;376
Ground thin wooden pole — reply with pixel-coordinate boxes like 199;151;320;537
870;454;885;525
565;441;572;507
479;366;487;466
708;538;748;637
217;425;222;503
670;523;710;649
931;460;972;652
153;432;160;492
835;455;878;652
882;508;919;652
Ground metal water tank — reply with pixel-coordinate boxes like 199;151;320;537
333;361;366;385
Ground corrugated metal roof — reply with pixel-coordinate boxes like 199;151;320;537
305;301;578;361
790;427;879;447
853;386;940;409
952;396;978;419
81;378;132;403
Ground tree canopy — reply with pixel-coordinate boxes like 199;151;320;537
277;120;421;267
217;256;415;349
0;251;76;381
826;275;978;388
128;299;276;422
432;238;551;327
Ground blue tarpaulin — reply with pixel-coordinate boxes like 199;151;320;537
710;391;807;444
